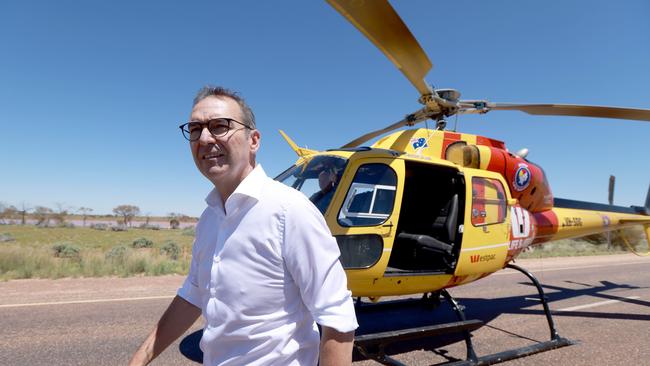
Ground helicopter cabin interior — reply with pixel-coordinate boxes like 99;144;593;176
386;161;465;275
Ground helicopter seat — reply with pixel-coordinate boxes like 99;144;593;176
396;233;453;256
431;193;459;244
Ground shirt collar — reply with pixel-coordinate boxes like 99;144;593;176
205;164;267;213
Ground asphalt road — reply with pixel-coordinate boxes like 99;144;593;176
1;254;648;365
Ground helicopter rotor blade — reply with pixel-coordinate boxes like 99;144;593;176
459;102;650;122
341;107;430;148
326;0;433;96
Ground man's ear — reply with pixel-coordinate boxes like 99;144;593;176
249;129;261;153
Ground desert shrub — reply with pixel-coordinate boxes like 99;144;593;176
0;233;15;242
132;237;153;249
111;225;128;232
90;223;108;231
139;224;160;230
52;243;81;259
181;226;195;236
160;240;180;260
169;218;180;230
106;245;129;261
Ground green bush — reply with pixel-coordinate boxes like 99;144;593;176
0;233;15;242
52;243;81;259
181;226;195;236
132;237;153;249
90;223;108;231
160;240;180;260
106;245;129;261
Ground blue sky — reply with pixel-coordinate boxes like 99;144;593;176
1;0;649;217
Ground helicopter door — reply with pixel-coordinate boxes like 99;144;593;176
330;158;403;277
386;161;464;274
454;171;510;277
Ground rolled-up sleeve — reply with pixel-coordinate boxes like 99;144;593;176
177;239;202;308
283;197;358;333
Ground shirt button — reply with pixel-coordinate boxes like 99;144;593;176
214;255;221;263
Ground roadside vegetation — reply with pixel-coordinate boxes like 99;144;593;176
519;226;647;258
0;222;646;280
0;225;195;280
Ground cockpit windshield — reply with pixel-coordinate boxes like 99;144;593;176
275;156;348;214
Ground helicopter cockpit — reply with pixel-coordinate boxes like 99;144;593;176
276;155;348;215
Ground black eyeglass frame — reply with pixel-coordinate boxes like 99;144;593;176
179;118;252;141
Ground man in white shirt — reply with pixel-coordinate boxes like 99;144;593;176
129;86;358;366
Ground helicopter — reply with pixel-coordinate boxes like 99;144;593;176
274;0;650;300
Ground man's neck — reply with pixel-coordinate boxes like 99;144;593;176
213;164;256;209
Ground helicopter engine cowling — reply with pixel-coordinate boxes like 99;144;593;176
447;144;553;212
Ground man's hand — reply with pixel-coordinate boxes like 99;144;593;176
319;326;355;366
129;295;201;366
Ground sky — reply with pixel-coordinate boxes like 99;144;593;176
1;0;649;217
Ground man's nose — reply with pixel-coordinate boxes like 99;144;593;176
197;126;216;145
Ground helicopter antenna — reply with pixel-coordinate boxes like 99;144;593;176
435;117;447;130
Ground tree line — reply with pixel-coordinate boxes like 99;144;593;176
0;202;194;228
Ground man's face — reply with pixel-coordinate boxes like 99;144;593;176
189;96;260;191
318;170;335;192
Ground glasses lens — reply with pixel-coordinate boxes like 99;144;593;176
208;119;231;137
187;122;204;141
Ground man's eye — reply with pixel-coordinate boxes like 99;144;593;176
188;123;202;132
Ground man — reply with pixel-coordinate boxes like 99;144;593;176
309;167;338;214
129;86;358;366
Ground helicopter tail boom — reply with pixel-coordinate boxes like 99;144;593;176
528;191;650;251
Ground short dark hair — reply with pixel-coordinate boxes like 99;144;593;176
193;86;256;129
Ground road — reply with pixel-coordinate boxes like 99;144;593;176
0;254;648;365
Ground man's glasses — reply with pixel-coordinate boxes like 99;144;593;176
179;118;251;141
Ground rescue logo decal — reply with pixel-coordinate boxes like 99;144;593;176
513;163;531;191
410;137;428;149
508;206;536;251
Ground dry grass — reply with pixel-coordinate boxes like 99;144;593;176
0;225;193;280
519;227;648;259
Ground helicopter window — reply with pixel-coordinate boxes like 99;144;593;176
338;163;397;227
275;155;348;215
471;177;507;226
334;234;383;269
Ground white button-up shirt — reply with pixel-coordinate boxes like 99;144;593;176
178;165;358;366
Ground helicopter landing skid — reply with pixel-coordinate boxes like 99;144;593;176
353;265;574;366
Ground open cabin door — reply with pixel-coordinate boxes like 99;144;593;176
454;169;510;277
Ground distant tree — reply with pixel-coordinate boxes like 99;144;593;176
0;202;18;224
19;201;31;225
168;212;183;229
51;203;70;226
77;207;93;227
169;218;180;229
113;205;140;227
33;206;54;226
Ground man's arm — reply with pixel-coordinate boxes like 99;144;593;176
319;326;355;366
129;295;201;366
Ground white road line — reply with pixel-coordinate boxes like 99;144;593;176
556;296;641;312
494;261;648;276
0;295;175;309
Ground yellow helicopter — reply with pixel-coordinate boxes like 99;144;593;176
275;0;650;301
